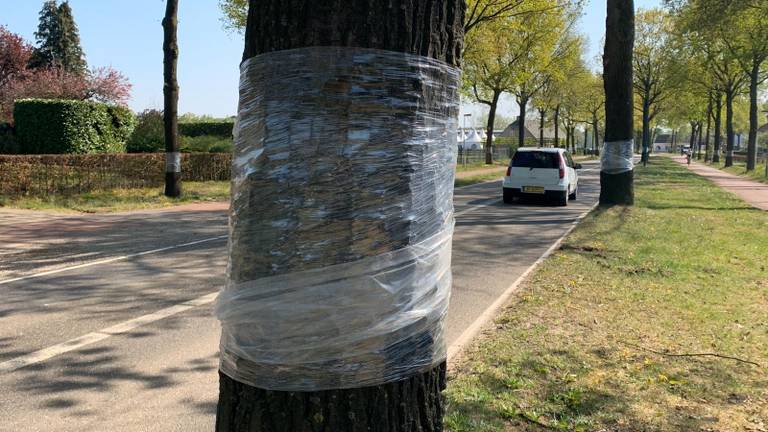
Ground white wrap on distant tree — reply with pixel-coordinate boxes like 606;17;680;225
216;47;461;391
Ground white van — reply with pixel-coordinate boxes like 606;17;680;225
502;148;581;206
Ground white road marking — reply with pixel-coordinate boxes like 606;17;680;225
447;200;600;365
1;166;601;373
0;292;219;373
0;235;228;286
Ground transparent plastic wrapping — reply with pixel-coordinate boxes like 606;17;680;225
216;47;461;391
601;140;634;174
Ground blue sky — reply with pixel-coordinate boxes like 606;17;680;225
2;0;661;119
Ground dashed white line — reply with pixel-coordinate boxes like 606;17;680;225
0;235;228;286
0;292;219;373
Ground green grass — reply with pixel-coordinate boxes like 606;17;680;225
455;171;505;188
720;160;768;184
446;157;768;431
0;181;230;213
456;159;509;173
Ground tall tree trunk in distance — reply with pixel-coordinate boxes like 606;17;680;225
571;127;576;153
518;97;529;149
704;96;712;163
216;1;465;431
592;116;599;155
583;123;589;155
747;63;760;171
600;0;635;205
696;121;703;159
713;93;722;163
641;99;650;165
485;90;500;165
538;108;545;147
162;0;181;197
725;89;735;167
565;124;570;152
689;121;697;156
554;104;560;148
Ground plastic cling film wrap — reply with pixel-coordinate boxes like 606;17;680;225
601;140;634;174
165;152;181;173
216;47;461;391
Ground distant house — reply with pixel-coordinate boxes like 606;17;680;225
653;134;672;153
497;119;556;144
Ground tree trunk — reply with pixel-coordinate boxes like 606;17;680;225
689;121;697;156
747;63;759;171
554;104;560;148
592;117;599;155
571;127;576;154
696;121;703;160
641;98;650;165
713;93;722;163
704;94;712;163
538;108;545;147
583;123;589;155
485;91;500;165
162;0;181;197
725;89;735;168
216;1;465;431
518;97;529;149
600;0;635;205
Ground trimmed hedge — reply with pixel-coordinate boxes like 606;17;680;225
178;121;234;138
0;152;231;196
14;99;135;154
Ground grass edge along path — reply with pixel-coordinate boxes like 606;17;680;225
446;157;768;431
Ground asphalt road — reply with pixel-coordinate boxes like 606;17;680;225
0;159;600;432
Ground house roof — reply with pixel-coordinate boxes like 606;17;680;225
758;123;768;134
654;134;671;143
497;119;556;139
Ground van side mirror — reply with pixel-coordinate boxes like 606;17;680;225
575;163;583;169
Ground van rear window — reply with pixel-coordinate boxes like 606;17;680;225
511;151;560;168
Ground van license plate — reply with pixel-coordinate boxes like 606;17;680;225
523;186;545;194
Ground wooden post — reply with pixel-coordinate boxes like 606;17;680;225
162;0;181;197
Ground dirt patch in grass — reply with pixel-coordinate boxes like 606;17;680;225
446;158;768;431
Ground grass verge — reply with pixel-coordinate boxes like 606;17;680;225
720;160;768;184
0;181;230;213
455;171;505;188
446;157;768;431
456;159;509;172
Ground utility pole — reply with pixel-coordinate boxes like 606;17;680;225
163;0;181;197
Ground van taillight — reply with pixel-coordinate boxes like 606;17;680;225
506;166;511;176
559;157;565;179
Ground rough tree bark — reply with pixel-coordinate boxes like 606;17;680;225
216;1;465;431
518;97;529;149
600;0;635;205
641;100;650;165
713;93;722;163
725;89;735;167
484;90;501;165
162;0;181;197
583;123;589;155
704;94;712;162
538;108;545;147
746;64;760;171
554;104;560;148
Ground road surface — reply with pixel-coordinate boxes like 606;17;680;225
0;160;600;431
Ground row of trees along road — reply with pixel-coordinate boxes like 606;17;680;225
637;0;768;170
213;0;636;430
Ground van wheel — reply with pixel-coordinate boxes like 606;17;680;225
503;188;515;204
557;191;568;206
569;185;577;201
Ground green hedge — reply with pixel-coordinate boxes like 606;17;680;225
14;99;135;154
178;121;234;138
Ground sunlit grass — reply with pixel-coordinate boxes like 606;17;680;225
0;181;230;213
447;158;768;431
